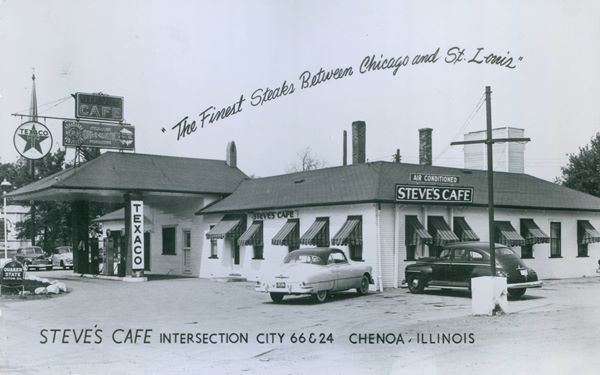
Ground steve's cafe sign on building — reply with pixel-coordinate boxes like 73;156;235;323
397;173;473;203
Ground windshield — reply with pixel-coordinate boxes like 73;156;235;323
283;253;326;265
495;247;517;256
57;248;72;254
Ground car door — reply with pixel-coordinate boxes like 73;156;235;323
328;250;353;290
431;248;453;285
449;248;470;286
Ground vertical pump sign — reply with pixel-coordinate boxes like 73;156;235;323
131;201;144;270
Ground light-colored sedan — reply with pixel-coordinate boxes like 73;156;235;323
50;246;73;270
255;247;374;303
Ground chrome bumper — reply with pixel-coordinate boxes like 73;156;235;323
508;281;543;289
255;282;314;294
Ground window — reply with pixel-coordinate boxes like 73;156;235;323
183;230;191;248
328;251;348;264
349;244;363;261
406;245;417;260
453;249;468;261
162;227;176;255
406;245;416;261
578;243;588;257
521;245;533;259
209;225;218;259
438;249;452;260
469;251;484;262
253;245;264;260
550;222;561;258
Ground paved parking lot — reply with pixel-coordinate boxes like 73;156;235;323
1;270;600;374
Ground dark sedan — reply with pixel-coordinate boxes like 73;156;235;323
405;242;542;299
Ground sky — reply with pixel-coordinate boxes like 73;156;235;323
1;0;599;181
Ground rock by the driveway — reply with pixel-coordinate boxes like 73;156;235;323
34;287;47;295
46;284;60;294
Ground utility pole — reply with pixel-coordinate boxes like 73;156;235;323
451;86;530;276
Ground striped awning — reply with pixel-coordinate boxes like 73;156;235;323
238;221;263;246
578;220;600;245
428;216;460;246
300;218;329;246
495;221;527;247
453;217;480;241
206;217;244;240
272;219;300;246
406;216;433;246
331;217;362;246
521;219;550;245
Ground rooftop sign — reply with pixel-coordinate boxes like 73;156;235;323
396;184;473;203
63;120;134;150
410;173;460;184
75;93;123;122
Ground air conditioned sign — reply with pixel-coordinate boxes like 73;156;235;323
395;184;473;203
410;173;459;184
131;201;144;270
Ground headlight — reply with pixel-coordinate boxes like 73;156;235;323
496;269;508;277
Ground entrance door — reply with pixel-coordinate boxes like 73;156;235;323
182;230;192;274
231;241;241;272
144;232;151;272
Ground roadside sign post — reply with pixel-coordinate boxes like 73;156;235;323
451;86;531;314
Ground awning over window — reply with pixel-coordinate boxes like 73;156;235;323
521;219;550;245
272;219;300;247
331;217;362;246
206;216;244;240
495;221;526;247
578;220;600;245
300;218;329;246
453;217;480;241
428;216;460;246
406;216;433;246
238;221;263;246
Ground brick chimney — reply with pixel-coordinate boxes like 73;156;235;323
226;141;237;168
352;121;366;164
419;128;432;166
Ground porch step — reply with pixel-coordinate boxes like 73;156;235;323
211;274;247;283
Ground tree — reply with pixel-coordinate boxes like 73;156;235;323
4;147;115;250
286;147;327;173
557;132;600;197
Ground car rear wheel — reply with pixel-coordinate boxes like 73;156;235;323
407;275;425;294
312;290;328;303
508;288;526;299
356;275;370;296
46;266;52;271
270;293;284;303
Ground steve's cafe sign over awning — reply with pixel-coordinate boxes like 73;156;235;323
396;173;473;203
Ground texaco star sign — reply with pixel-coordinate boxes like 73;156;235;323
13;121;53;160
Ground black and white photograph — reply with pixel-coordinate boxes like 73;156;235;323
1;1;600;374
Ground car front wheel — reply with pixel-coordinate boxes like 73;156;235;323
407;275;425;294
312;290;328;303
270;293;284;303
356;275;370;296
508;288;526;299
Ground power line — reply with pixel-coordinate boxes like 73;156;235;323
433;92;485;162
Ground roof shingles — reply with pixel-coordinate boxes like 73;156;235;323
199;161;600;214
